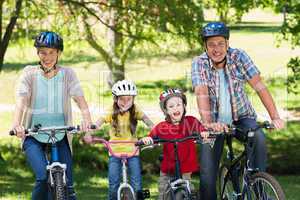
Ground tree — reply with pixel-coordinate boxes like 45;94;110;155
203;0;257;23
61;0;204;85
0;0;23;71
276;0;300;94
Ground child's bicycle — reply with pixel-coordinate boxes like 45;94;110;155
88;136;150;200
136;134;202;200
218;121;285;200
9;124;80;200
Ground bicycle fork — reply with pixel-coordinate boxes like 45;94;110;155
117;158;136;200
47;143;67;187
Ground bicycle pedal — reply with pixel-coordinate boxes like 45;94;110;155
190;191;199;200
142;189;150;199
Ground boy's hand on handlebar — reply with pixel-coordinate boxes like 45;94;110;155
271;118;284;130
83;133;93;144
141;137;153;145
204;122;228;132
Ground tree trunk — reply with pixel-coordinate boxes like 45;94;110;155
0;0;23;71
0;0;3;41
106;0;124;86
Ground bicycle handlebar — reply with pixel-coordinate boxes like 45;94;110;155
89;136;140;158
228;121;274;134
135;133;203;147
9;124;97;136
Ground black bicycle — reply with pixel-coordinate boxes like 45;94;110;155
137;134;201;200
10;124;80;200
218;121;285;200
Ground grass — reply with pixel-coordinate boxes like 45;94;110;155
0;164;299;200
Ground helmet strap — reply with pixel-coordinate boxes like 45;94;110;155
39;55;58;74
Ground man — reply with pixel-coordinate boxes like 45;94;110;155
191;22;284;200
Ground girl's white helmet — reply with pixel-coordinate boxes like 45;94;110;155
112;80;137;96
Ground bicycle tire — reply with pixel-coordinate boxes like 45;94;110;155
51;168;68;200
219;165;243;200
163;185;191;200
247;172;285;200
120;187;135;200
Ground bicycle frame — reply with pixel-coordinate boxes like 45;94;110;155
10;125;79;199
137;134;202;199
220;122;274;200
91;137;140;200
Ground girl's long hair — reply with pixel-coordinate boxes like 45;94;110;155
112;97;137;136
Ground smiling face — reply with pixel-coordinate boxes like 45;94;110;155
117;95;134;112
205;36;228;68
165;96;185;124
37;47;60;69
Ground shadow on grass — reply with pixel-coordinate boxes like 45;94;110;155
229;21;281;33
267;120;300;175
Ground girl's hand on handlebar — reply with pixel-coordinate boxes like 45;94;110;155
141;137;153;145
83;133;93;144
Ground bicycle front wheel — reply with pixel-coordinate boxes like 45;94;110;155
120;187;135;200
163;186;191;200
51;168;68;200
247;172;285;200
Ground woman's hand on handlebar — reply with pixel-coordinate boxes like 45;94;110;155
140;137;153;145
12;125;26;138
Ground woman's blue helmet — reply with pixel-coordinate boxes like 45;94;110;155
34;31;64;51
201;22;230;41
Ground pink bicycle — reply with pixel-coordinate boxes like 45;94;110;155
87;136;150;200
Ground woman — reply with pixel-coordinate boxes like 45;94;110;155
11;31;92;200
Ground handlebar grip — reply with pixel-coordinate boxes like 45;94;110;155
90;124;97;129
9;130;15;136
9;129;29;136
135;140;145;146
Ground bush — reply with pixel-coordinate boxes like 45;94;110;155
1;121;299;175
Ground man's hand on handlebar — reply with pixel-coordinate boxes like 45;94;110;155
204;122;229;133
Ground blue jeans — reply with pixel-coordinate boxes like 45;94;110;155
108;156;142;200
199;118;267;200
23;136;76;200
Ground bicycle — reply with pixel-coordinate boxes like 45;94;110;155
88;136;150;200
218;121;285;200
10;124;80;200
136;134;202;200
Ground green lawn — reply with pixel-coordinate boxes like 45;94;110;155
0;165;299;200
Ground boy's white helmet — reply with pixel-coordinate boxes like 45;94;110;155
112;80;137;96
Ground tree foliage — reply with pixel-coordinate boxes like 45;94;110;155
276;0;300;94
60;0;204;84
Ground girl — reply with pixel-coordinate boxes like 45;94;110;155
84;80;153;200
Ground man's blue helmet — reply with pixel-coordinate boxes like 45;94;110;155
201;22;230;41
34;31;64;51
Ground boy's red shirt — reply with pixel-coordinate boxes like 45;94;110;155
149;116;206;174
